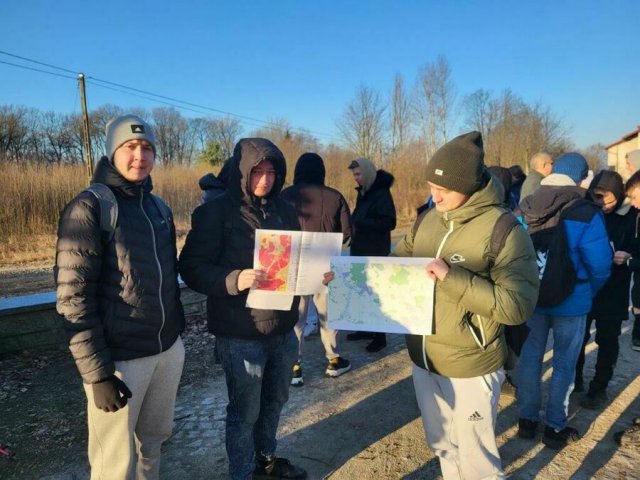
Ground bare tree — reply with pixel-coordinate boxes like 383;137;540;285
462;89;496;140
462;90;571;169
580;143;608;173
40;111;75;164
0;106;37;162
336;85;386;161
152;107;196;165
389;73;412;165
208;117;243;159
413;56;456;160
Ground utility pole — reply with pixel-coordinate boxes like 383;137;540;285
78;73;93;184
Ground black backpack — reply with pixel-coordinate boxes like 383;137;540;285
528;201;579;308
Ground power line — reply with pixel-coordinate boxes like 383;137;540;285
0;50;77;74
85;80;289;133
0;59;76;80
0;50;339;141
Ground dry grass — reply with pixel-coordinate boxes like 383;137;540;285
0;157;427;267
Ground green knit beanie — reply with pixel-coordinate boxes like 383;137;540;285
425;131;486;195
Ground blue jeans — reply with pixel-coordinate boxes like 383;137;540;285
216;331;298;480
517;313;586;431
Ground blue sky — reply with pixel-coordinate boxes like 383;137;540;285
1;0;638;149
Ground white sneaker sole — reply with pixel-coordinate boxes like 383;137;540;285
325;364;352;378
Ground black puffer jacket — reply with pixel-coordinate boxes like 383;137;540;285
281;152;352;243
350;170;396;255
179;138;300;339
55;157;185;384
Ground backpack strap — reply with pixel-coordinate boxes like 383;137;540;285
486;211;520;268
411;207;433;238
85;183;118;242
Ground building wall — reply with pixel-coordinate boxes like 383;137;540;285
607;133;640;180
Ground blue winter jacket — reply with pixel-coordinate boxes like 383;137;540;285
521;185;611;316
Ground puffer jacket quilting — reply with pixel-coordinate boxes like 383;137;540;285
55;157;185;384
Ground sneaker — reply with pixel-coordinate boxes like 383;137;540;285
518;418;538;439
253;457;307;479
580;389;607;410
291;362;303;387
326;357;351;377
614;424;640;447
346;331;375;341
542;425;581;449
366;335;387;352
632;337;640;352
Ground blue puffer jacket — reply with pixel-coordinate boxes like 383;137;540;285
521;184;611;316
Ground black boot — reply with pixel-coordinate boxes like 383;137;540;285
346;331;375;341
366;333;387;352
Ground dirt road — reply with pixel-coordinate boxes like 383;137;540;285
1;313;639;479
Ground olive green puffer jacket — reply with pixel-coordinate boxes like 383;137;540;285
393;177;539;378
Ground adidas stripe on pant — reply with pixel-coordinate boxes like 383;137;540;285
412;364;506;480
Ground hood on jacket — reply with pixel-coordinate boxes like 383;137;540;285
488;166;512;203
541;173;577;187
92;156;152;196
363;169;395;196
349;157;377;193
293;152;325;185
435;173;502;225
520;184;584;229
199;158;232;192
227;138;287;204
588;170;625;212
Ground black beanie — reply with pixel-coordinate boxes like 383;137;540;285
425;131;486;195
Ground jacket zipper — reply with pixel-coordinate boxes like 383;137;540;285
141;192;166;352
422;217;455;370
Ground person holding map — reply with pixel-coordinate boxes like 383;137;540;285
281;152;353;385
179;138;307;480
346;156;397;352
392;131;539;479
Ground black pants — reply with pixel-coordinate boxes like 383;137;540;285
634;313;640;340
576;316;624;392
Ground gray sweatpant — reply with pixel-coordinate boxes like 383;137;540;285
294;292;340;361
83;336;185;480
412;364;506;480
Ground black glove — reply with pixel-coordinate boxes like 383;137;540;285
92;375;133;413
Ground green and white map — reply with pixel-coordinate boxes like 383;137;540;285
328;256;435;335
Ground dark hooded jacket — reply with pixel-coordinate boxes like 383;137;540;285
350;170;397;256
179;138;300;338
587;170;639;319
199;158;231;203
520;181;611;316
280;152;352;243
55;156;185;384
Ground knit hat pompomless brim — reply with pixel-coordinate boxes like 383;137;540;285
552;152;589;184
425;131;486;195
105;114;156;161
